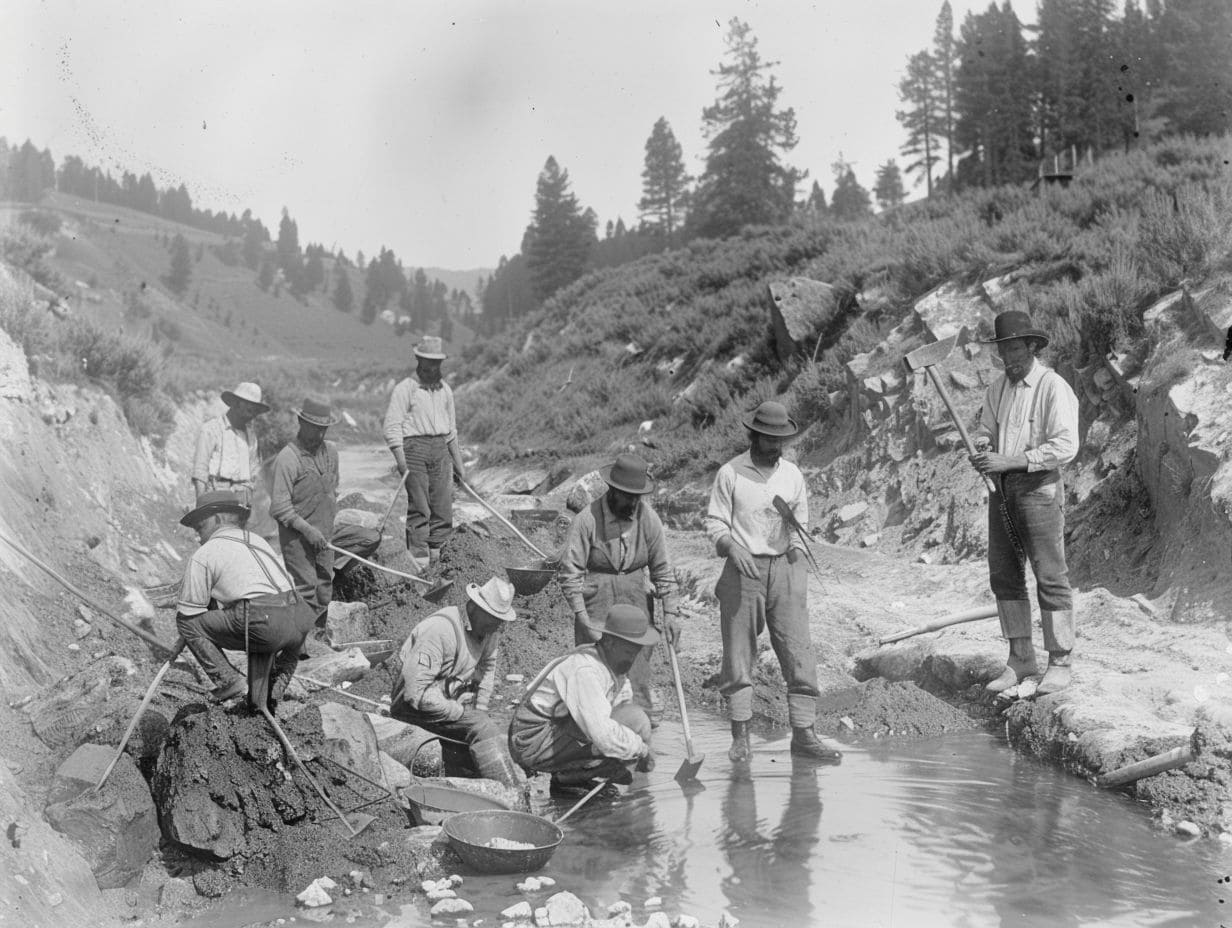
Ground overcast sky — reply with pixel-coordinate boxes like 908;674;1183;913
1;1;1033;271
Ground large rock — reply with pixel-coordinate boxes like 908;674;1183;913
323;601;370;647
296;647;370;685
367;713;442;774
564;470;608;513
43;743;159;889
335;508;381;530
318;702;384;787
25;657;145;751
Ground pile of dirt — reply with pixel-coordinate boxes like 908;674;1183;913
813;677;979;740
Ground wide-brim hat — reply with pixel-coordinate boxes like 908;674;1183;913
743;400;799;438
180;490;250;527
982;310;1050;348
221;381;270;414
599;603;660;647
466;577;517;622
296;396;340;428
414;335;447;360
600;452;656;495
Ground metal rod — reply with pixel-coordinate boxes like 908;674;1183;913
259;705;362;838
296;674;389;711
95;638;187;790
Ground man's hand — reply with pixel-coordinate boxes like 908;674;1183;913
635;744;655;773
393;453;408;477
662;613;682;647
302;525;328;552
726;542;760;579
575;611;601;644
456;690;477;708
971;451;1017;475
786;548;801;566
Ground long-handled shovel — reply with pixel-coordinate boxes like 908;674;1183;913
667;641;704;784
94;636;187;791
458;481;554;563
377;469;413;536
877;605;1000;645
323;542;452;604
770;496;826;587
258;704;375;839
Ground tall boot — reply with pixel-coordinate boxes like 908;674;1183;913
728;720;751;764
1037;651;1072;695
184;637;245;701
469;737;527;789
985;600;1038;694
790;726;843;763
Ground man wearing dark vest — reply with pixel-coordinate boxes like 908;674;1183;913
971;309;1079;696
558;453;680;715
509;603;656;798
175;490;314;710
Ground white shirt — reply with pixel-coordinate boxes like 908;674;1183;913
523;647;643;760
975;361;1079;472
192;414;259;485
178;527;291;616
704;452;808;557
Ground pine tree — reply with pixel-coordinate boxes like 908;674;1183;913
167;233;192;295
1156;0;1232;135
689;18;802;239
896;50;942;196
830;158;873;222
803;180;827;215
332;265;354;313
638;117;691;243
933;2;957;189
524;156;596;303
874;160;906;211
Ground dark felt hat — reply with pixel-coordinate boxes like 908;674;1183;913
599;603;660;647
982;310;1050;348
296;396;339;428
600;453;656;495
180;490;250;527
743;400;799;438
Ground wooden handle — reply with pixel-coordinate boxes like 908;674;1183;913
554;777;612;825
95;638;186;790
459;482;550;560
923;366;996;495
1096;741;1197;789
378;469;413;533
324;542;431;588
667;642;694;749
261;705;361;837
878;604;1000;645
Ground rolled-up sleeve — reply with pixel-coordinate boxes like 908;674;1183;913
703;465;736;550
1026;374;1079;471
176;554;213;617
383;380;413;449
558;665;643;760
445;387;458;444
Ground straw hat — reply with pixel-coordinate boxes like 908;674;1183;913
600;453;655;495
981;310;1050;348
180;490;250;527
743;400;798;438
599;603;660;647
466;577;517;622
414;336;447;360
221;382;270;414
295;396;339;428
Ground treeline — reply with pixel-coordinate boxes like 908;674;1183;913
0;138;474;338
896;0;1230;193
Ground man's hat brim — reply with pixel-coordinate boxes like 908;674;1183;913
599;463;655;495
981;331;1050;347
296;410;340;427
180;499;249;527
742;416;799;437
601;625;660;647
221;391;270;413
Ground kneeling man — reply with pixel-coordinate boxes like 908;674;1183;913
176;491;315;711
390;577;522;786
509;603;656;797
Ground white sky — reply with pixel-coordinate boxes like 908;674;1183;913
1;1;1033;270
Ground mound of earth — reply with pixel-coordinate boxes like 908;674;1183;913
813;677;979;740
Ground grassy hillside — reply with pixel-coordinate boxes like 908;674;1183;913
455;135;1232;478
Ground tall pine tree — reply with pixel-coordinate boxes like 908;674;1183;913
933;2;957;189
874;160;906;211
689;19;802;239
897;50;942;196
638;117;691;244
830;158;873;221
524;156;596;303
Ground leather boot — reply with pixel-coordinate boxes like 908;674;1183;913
985;636;1040;694
469;737;526;788
1037;652;1072;695
728;720;751;764
790;727;843;763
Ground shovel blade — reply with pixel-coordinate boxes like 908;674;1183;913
674;753;705;784
335;811;376;838
423;579;454;604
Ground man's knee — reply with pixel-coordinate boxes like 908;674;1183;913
612;704;652;743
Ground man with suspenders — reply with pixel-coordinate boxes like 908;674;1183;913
175;491;315;710
970;310;1080;696
509;603;657;798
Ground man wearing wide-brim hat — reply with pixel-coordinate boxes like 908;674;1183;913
559;452;681;719
704;400;840;764
389;577;523;786
175;490;314;709
970;309;1080;696
191;382;270;505
509;603;657;799
382;335;466;572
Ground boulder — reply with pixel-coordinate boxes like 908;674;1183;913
565;470;608;513
318;702;384;787
43;743;159;889
335;508;381;530
323;601;370;647
541;891;588;926
297;648;370;686
25;657;146;751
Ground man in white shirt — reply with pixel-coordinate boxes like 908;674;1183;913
704;401;840;765
176;491;314;710
971;310;1080;696
382;336;466;572
508;603;656;798
191;382;268;504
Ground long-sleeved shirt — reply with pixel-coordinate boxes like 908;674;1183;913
383;376;457;448
558;496;679;617
523;646;642;760
973;361;1079;472
704;452;808;557
391;606;499;721
192;414;259;487
269;439;339;535
177;526;291;617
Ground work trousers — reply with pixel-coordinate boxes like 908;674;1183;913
715;552;819;729
279;523;381;622
390;701;501;777
989;471;1074;650
176;594;314;702
403;435;453;560
508;702;651;776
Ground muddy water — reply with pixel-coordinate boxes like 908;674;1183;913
189;714;1229;928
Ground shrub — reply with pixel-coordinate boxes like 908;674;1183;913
17;209;62;236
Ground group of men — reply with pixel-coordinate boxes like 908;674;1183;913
171;306;1079;790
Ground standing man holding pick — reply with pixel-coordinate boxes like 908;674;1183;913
704;400;839;765
191;382;269;505
383;335;466;572
971;309;1079;696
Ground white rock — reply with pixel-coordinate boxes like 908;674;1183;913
501;901;533;919
675;916;701;928
296;883;332;907
430;897;473;916
644;914;672;928
1016;679;1038;700
644;897;662;908
1175;821;1201;837
839;716;855;731
538;877;555;887
448;874;463;886
606;901;632;917
505;674;525;683
517;877;543;893
543;891;588;925
534;908;549;927
426;888;457;901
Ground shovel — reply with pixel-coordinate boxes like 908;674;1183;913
377;469;413;536
770;496;825;586
458;480;554;563
259;705;375;839
667;641;704;783
324;542;453;604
